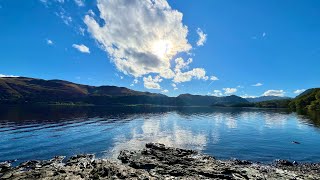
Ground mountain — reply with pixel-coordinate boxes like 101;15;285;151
246;96;291;103
0;77;248;106
289;88;320;111
0;77;171;105
176;94;249;106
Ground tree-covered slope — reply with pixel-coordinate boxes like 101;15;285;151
289;88;320;111
0;77;249;106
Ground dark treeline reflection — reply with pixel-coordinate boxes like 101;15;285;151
1;105;320;164
0;105;319;128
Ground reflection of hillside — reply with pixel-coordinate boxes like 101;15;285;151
0;105;319;130
296;110;320;128
0;105;173;125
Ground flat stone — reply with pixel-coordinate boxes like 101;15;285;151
1;143;320;179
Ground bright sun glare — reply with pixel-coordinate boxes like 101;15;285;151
152;40;172;59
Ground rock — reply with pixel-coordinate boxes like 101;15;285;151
292;141;301;144
232;158;252;165
275;159;294;166
1;143;320;179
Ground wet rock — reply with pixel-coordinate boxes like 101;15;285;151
1;143;320;179
232;158;252;165
275;159;294;166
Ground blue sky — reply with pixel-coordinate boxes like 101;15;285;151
0;0;319;97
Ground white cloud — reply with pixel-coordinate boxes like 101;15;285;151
175;58;192;71
294;89;306;94
84;0;210;87
74;0;85;7
262;32;266;37
143;75;163;89
252;83;263;87
210;76;219;81
172;83;178;90
84;0;192;78
46;39;53;45
262;90;285;97
55;9;72;25
0;74;19;78
88;10;95;16
161;89;169;93
196;28;207;46
212;90;223;97
72;44;90;53
130;79;139;87
120;76;124;80
173;68;208;83
79;27;85;36
223;88;237;95
241;94;257;98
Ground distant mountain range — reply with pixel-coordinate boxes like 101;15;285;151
0;77;317;110
0;77;248;106
246;96;291;103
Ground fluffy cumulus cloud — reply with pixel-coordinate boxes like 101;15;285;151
84;0;211;89
196;28;207;46
72;44;90;53
0;74;19;78
294;89;306;94
262;90;285;97
212;90;223;97
143;75;163;89
173;68;208;83
161;89;169;93
223;88;237;95
252;83;263;87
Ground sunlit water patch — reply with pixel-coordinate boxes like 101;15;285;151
0;106;320;165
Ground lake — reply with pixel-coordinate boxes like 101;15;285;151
0;105;320;165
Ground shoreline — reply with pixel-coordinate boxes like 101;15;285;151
1;143;319;179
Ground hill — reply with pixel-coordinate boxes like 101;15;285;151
0;77;248;106
176;94;249;106
289;88;320;111
246;96;291;103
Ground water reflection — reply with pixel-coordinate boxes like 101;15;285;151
109;116;207;158
0;105;320;164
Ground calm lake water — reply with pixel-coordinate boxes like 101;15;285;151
0;105;320;165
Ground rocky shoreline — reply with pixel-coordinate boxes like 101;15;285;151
1;143;320;179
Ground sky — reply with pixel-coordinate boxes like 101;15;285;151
0;0;319;98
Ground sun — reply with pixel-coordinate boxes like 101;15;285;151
152;40;172;59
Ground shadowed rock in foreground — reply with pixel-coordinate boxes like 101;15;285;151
1;143;320;179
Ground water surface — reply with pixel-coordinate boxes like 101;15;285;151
0;105;319;165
